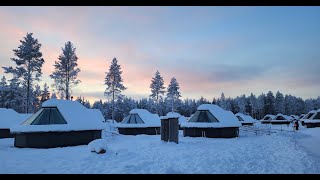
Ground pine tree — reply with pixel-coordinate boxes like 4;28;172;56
50;41;81;100
236;95;247;113
104;58;126;120
40;83;50;103
257;93;265;119
265;91;275;115
166;77;181;112
2;33;45;113
7;77;24;112
32;84;42;111
275;91;285;114
0;76;8;108
248;93;257;118
218;92;227;110
51;91;57;99
149;70;165;102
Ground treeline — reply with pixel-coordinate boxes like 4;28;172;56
1;32;319;122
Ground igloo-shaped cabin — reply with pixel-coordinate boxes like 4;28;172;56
0;108;32;138
270;113;292;125
180;104;241;138
235;113;256;126
304;109;320;128
300;110;317;126
116;109;161;135
10;99;105;148
260;114;275;124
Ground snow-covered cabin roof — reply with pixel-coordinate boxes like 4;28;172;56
301;110;317;120
10;99;105;133
165;112;187;125
181;104;241;128
235;113;256;124
261;114;275;122
270;113;291;122
116;109;160;128
305;109;320;123
0;108;32;129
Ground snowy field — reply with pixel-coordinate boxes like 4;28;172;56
1;124;320;174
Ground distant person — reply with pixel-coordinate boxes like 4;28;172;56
294;121;299;131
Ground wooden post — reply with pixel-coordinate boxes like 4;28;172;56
161;116;179;144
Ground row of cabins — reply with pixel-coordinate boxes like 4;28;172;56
260;111;320;128
0;99;258;148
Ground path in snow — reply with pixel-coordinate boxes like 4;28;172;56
1;129;320;174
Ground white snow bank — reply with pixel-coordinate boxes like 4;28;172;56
11;99;105;133
88;139;108;154
116;109;160;128
181;104;241;128
0;108;32;129
2;128;320;174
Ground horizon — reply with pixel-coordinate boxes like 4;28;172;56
1;6;320;104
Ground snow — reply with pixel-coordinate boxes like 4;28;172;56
181;104;241;128
235;113;256;124
10;99;105;133
165;112;187;124
116;109;160;128
88;139;108;153
0;108;32;129
1;127;320;174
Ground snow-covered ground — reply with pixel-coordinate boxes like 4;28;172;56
1;124;320;174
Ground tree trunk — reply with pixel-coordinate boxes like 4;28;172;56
26;80;30;114
66;62;69;100
112;85;115;122
172;98;174;112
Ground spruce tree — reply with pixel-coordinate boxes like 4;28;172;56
2;33;45;113
50;41;81;100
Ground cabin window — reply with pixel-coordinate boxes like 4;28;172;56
23;107;67;125
275;116;285;120
312;113;320;120
237;116;245;121
188;110;219;123
305;113;315;119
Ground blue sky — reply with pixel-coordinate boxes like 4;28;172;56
0;6;319;102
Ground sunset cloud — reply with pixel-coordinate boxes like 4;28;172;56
0;6;320;103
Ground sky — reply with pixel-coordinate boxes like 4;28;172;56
0;6;320;103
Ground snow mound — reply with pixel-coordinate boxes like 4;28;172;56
0;108;32;129
88;139;108;154
11;99;105;133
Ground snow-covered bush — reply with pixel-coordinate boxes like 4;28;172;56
88;139;108;154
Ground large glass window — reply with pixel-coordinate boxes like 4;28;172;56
263;116;271;120
121;114;144;124
306;113;315;119
23;107;67;125
312;113;320;120
275;116;285;120
188;110;219;123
